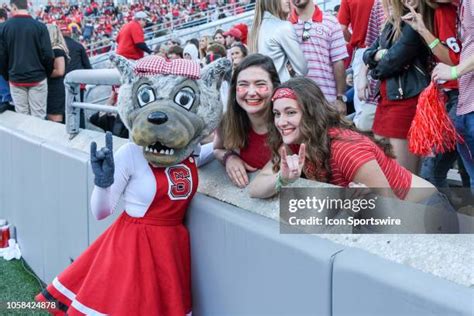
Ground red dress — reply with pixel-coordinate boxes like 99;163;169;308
372;80;419;139
36;157;198;316
372;81;419;139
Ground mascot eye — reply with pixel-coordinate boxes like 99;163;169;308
174;87;195;110
137;85;156;107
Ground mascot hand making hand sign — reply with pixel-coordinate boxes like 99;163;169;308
36;55;231;316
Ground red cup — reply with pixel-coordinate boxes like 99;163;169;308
0;225;10;248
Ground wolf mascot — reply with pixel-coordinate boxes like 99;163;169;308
36;55;231;316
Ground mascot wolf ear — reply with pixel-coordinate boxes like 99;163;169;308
196;58;232;138
109;54;136;84
200;58;232;90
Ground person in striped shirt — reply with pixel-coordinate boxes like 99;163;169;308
289;0;349;114
432;0;474;188
249;77;437;202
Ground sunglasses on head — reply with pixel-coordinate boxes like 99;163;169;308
302;21;311;42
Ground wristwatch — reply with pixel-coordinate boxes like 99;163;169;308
336;94;348;103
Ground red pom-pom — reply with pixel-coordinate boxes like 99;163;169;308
408;83;463;156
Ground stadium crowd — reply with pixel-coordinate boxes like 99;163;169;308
1;0;254;55
0;0;472;191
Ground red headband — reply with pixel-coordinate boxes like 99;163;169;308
134;56;201;79
271;88;297;102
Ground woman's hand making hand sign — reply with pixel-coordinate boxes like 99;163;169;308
279;144;306;184
401;3;427;34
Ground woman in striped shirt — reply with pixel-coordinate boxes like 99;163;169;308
249;77;437;202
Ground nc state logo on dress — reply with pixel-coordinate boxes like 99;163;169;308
166;164;193;200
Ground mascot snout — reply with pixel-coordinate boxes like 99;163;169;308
147;111;168;124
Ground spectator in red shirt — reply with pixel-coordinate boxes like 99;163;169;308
402;0;466;187
116;11;151;60
172;6;180;18
233;23;248;45
223;27;242;49
249;77;438;203
432;0;474;188
338;0;378;128
338;0;375;50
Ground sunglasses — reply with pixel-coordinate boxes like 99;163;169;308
302;21;311;42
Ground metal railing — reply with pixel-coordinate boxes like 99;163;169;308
85;2;255;58
89;8;254;68
64;0;330;137
65;69;120;137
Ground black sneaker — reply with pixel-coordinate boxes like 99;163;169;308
0;102;10;113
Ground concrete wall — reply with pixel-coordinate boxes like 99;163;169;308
0;125;90;282
0;112;473;315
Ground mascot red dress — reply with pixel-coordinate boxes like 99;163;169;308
36;55;231;315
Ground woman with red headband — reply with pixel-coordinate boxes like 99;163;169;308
249;77;437;201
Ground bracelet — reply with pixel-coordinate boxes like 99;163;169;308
275;172;285;192
222;150;239;166
275;171;293;192
429;38;440;50
451;66;458;80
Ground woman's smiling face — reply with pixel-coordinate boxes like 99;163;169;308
213;33;225;46
403;0;419;9
273;98;303;145
235;66;274;115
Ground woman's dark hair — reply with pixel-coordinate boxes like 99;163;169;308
231;42;248;58
186;38;199;51
221;53;280;150
0;8;7;20
207;42;227;57
205;52;223;64
11;0;27;10
267;77;394;181
168;45;183;58
213;28;225;40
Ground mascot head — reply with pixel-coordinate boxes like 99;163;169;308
110;54;231;167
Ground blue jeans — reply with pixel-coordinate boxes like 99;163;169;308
0;75;11;103
420;91;470;187
456;111;474;188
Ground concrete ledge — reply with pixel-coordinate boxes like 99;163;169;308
0;111;473;316
187;194;345;316
332;248;474;316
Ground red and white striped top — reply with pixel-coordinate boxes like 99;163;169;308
329;129;412;200
365;0;386;105
365;0;385;48
291;11;348;102
458;0;474;115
